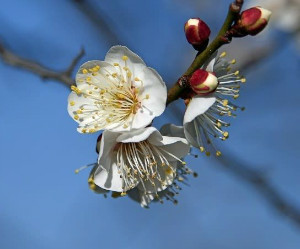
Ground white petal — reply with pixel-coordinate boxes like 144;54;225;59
183;120;201;148
127;188;154;208
129;67;167;130
183;96;216;124
116;127;162;143
157;136;190;162
67;92;98;132
160;124;185;138
97;130;119;171
76;60;118;89
93;158;124;192
202;51;217;72
104;46;146;76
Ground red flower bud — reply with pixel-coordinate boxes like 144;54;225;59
189;69;218;95
239;7;272;36
184;18;211;51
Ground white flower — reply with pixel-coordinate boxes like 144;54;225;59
68;46;167;133
183;52;245;156
92;127;190;196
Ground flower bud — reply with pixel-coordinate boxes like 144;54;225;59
184;18;211;51
189;69;218;95
239;7;272;36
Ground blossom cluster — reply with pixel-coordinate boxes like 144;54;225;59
68;5;271;207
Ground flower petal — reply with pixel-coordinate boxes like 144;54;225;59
104;46;146;76
116;127;162;143
160;124;185;138
127;188;154;208
183;96;216;124
183;120;201;148
93;158;124;192
97;130;119;171
202;51;217;72
129;67;167;130
157;136;190;162
76;60;118;89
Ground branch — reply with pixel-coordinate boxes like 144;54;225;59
72;0;122;45
166;0;244;105
0;42;84;87
215;152;300;228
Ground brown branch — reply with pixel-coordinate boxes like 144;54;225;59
0;42;84;87
215;152;300;228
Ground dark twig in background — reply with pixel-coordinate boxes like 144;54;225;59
0;42;84;86
215;152;300;228
0;0;299;231
73;0;122;45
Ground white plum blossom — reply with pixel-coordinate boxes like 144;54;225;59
92;127;190;197
68;46;167;133
183;52;245;156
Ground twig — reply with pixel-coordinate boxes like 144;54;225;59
72;0;122;45
166;0;244;105
216;152;300;228
0;42;84;86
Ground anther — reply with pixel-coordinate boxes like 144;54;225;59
220;51;227;58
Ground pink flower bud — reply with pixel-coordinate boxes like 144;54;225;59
184;18;211;50
239;7;272;35
189;69;218;95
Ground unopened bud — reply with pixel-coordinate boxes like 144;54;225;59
238;7;272;36
189;69;218;95
184;18;211;51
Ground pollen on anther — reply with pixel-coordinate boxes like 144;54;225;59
145;94;150;99
70;101;75;106
241;78;246;83
222;99;229;106
82;68;88;74
223;131;229;138
216;151;222;157
122;55;128;61
134;77;140;81
220;51;227;58
74;115;79;120
230;59;236;64
113;63;119;66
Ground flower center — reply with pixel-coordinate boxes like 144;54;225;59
71;56;150;132
115;141;185;194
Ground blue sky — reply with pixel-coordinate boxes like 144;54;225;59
0;0;300;248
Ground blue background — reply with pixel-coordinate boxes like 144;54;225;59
0;0;299;248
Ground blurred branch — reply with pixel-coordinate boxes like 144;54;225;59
0;42;84;86
215;152;300;228
72;0;122;45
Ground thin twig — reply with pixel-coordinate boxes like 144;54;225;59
0;42;84;87
166;0;244;105
215;152;300;228
72;0;122;45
